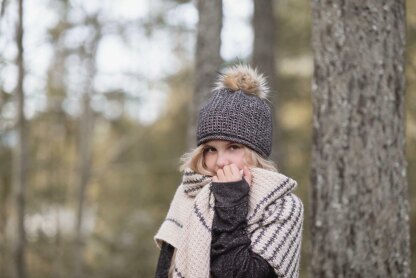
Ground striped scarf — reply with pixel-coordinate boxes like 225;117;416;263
154;167;303;277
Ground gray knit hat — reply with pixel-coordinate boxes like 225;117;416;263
196;64;273;158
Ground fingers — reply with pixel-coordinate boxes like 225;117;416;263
243;165;251;179
243;166;252;186
228;164;240;177
223;164;233;177
215;164;242;182
216;169;225;181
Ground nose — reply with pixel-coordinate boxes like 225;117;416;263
216;152;229;168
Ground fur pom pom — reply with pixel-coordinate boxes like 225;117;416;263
214;64;269;98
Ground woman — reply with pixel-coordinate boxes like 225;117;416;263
154;64;303;277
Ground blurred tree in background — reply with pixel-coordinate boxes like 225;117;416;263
187;0;222;148
13;0;28;277
252;0;280;164
0;0;414;277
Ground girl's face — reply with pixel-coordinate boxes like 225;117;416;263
203;140;251;174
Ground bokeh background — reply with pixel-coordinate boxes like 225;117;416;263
0;0;415;277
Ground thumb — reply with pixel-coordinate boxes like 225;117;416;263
243;166;252;186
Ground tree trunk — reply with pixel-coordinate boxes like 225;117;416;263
46;5;70;276
73;17;101;278
0;0;9;17
252;0;282;166
13;0;27;277
187;0;223;149
310;1;410;277
74;93;93;278
0;176;11;277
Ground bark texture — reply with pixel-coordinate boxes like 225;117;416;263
187;0;223;149
310;0;410;277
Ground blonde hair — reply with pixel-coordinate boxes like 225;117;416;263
179;143;278;176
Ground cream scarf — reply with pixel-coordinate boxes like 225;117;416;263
154;167;303;278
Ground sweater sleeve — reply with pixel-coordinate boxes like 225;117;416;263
155;241;174;278
210;179;277;278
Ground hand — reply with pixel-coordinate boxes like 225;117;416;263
213;164;252;186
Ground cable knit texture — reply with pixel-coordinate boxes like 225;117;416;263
154;168;304;277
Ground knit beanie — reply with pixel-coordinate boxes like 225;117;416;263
196;64;273;158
